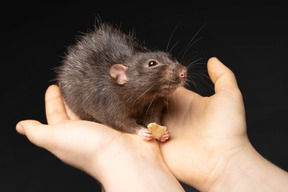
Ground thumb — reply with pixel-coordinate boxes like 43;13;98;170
207;57;239;93
16;120;51;148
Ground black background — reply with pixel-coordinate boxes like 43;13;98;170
2;3;288;192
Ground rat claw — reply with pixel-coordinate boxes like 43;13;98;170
158;130;169;142
137;128;153;141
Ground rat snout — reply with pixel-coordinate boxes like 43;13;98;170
178;67;187;86
179;68;187;78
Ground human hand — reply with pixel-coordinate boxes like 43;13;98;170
16;85;184;192
160;57;249;191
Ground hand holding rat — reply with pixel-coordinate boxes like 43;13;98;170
17;57;288;192
16;85;184;192
160;57;288;191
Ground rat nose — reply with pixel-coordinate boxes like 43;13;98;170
179;68;187;78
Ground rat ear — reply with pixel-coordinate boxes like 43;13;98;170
110;64;129;85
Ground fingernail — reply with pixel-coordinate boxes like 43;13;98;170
16;123;25;135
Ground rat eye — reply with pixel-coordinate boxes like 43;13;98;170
148;60;158;67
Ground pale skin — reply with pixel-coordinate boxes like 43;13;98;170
16;57;288;191
16;85;184;192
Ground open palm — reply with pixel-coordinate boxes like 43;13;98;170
160;57;249;191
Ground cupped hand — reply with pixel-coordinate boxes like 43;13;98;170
160;57;250;191
16;85;184;192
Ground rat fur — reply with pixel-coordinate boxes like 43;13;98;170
56;23;187;140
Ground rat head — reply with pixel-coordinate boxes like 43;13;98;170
110;51;187;97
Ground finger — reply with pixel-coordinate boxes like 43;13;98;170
45;85;69;125
207;57;239;93
16;120;51;148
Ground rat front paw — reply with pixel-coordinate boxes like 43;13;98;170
158;130;169;142
137;128;153;141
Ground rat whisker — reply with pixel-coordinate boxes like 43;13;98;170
178;23;206;63
187;70;214;95
164;80;173;119
168;40;180;55
187;64;206;71
186;55;203;66
184;80;192;89
166;22;181;53
185;57;204;67
144;90;159;120
181;53;204;68
143;78;169;122
181;37;202;62
126;91;137;103
135;83;157;102
185;77;200;93
191;81;204;95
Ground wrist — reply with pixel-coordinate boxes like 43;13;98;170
88;134;184;192
207;139;288;192
206;140;257;192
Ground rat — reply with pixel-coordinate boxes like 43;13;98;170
56;23;187;142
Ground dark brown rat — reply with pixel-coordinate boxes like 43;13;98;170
56;23;187;141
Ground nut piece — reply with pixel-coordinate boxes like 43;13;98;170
147;122;167;140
